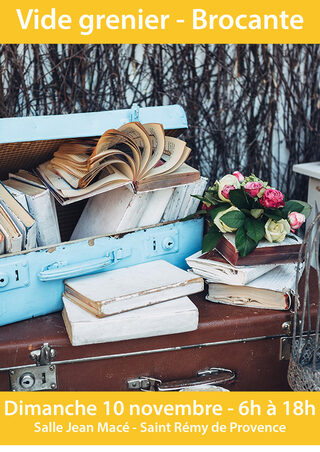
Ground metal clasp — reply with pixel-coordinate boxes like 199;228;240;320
9;343;57;392
30;343;56;366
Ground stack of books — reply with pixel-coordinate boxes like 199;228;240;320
186;234;303;311
62;260;204;346
0;171;60;254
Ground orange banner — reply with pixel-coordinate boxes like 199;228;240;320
0;0;319;43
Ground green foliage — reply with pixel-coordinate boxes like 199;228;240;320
235;226;258;257
202;226;223;253
220;210;245;228
228;189;250;210
245;217;266;243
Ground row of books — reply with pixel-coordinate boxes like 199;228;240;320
0;121;206;254
0;171;61;254
62;260;204;346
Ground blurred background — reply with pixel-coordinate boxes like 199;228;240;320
0;44;319;200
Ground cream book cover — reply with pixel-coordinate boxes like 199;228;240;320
62;295;199;346
64;260;204;317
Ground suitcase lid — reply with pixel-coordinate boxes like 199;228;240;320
0;104;188;178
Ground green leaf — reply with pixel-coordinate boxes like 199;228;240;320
202;226;223;253
235;226;257;257
245;217;266;243
208;204;230;221
220;210;245;228
282;200;304;218
229;189;250;209
263;209;283;221
283;200;311;219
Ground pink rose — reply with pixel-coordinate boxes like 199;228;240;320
260;188;285;209
288;212;305;232
233;171;245;183
244;181;264;198
221;184;236;200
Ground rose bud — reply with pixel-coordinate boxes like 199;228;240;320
260;188;285;209
288;212;305;232
221;184;236;200
244;181;264;198
233;171;245;183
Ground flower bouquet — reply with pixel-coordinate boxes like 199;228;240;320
193;172;311;257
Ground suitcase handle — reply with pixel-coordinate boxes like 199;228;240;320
38;248;131;281
127;367;236;391
38;256;115;282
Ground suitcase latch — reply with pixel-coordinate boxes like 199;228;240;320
9;343;57;392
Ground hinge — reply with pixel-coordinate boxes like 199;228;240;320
130;104;140;122
127;377;162;391
9;343;57;391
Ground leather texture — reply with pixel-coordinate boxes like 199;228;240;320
0;270;318;392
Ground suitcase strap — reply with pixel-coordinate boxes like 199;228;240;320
127;368;236;391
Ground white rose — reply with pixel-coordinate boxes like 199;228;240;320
214;206;240;233
264;219;291;243
218;174;240;202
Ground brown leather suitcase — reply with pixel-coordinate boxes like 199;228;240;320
0;271;317;392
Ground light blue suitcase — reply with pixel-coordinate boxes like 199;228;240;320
0;105;204;326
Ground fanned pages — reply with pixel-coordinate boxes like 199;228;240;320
186;250;279;286
206;263;300;310
36;122;200;205
0;182;36;250
62;296;199;346
4;179;61;247
64;260;204;317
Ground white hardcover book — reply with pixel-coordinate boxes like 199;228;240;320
64;260;204;317
186;251;278;285
161;177;207;222
137;187;174;227
206;263;301;310
0;205;23;253
161;183;190;222
71;186;150;240
0;182;36;250
5;186;28;211
9;169;46;188
183;176;208;217
62;296;199;346
4;180;61;247
71;185;173;240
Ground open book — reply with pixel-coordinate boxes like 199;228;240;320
36;122;200;205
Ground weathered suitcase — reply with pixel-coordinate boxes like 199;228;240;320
0;104;204;326
0;270;317;392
